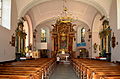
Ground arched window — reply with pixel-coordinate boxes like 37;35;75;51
41;28;46;42
0;0;11;29
117;0;120;29
81;28;85;42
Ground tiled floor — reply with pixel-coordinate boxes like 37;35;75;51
50;64;79;79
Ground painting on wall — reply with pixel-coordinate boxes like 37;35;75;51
60;36;67;49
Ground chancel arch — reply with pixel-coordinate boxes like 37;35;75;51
23;21;29;47
25;15;33;46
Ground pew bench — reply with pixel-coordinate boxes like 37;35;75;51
0;74;32;79
72;58;120;79
0;58;56;79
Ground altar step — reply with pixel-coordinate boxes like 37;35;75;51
60;60;70;64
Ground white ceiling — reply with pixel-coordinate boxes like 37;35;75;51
15;0;112;29
26;0;99;29
16;0;112;17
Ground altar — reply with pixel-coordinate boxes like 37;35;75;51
57;50;70;61
50;5;76;58
51;17;76;57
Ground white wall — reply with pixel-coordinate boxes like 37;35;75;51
109;0;120;62
35;26;51;51
36;43;47;49
0;0;18;62
92;13;102;58
0;27;15;61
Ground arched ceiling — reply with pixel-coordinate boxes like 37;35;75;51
27;0;98;28
17;0;112;17
15;0;112;29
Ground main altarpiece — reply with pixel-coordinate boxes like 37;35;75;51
51;20;76;54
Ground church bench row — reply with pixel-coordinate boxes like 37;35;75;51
0;75;32;79
0;58;56;79
0;70;40;79
71;58;120;79
0;65;41;79
101;76;120;79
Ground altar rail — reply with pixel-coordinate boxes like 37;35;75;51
0;58;56;79
71;58;120;79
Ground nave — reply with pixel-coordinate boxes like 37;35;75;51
50;64;78;79
0;58;120;79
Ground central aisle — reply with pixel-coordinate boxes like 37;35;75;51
50;64;79;79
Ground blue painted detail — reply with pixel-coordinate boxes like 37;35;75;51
77;42;86;47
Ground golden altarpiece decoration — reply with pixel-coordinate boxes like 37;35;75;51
51;20;76;53
51;3;77;54
99;20;112;61
51;0;76;57
15;20;27;60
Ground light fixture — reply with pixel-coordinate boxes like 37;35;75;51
57;0;74;23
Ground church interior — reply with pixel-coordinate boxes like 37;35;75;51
0;0;120;79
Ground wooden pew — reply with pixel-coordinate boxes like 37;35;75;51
0;75;32;79
71;58;120;79
0;58;56;79
101;76;120;79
